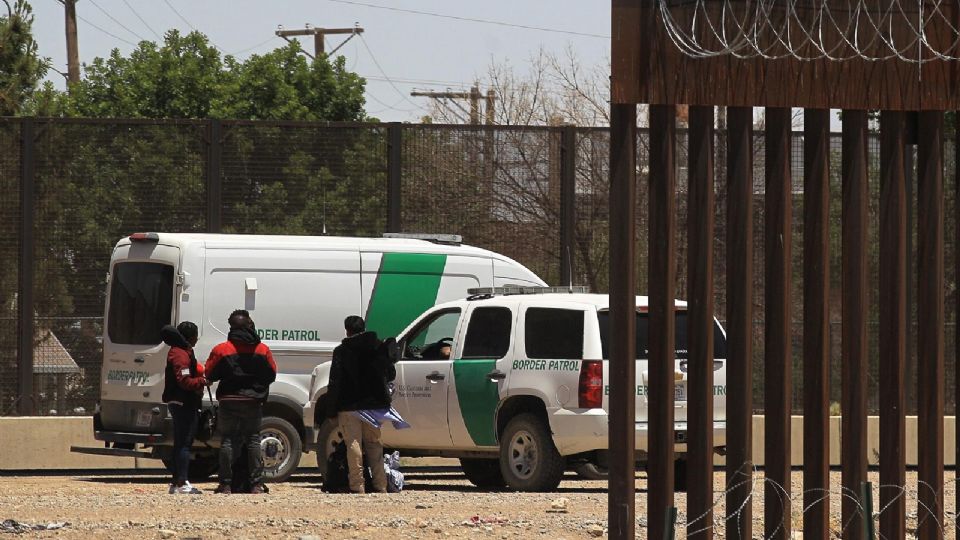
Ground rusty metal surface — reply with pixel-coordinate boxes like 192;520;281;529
725;106;754;540
802;108;830;540
917;110;945;540
647;104;677;540
607;103;637;540
763;107;792;540
841;110;869;540
686;105;715;540
613;2;960;110
879;110;907;540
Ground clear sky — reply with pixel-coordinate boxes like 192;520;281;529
29;0;611;122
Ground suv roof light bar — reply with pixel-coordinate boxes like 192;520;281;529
382;233;462;245
466;286;590;296
128;232;159;242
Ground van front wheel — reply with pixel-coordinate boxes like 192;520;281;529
498;413;565;491
259;416;302;482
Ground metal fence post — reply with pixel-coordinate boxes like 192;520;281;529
387;123;402;233
17;118;36;416
559;125;576;286
206;119;223;233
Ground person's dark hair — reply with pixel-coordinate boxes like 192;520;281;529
228;309;253;330
344;315;365;336
177;321;199;342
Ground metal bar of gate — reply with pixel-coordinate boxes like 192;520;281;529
206;119;223;233
802;108;830;540
764;107;792;540
686;105;715;540
725;106;754;540
648;104;677;540
607;103;637;540
560;125;576;286
917;110;945;540
879;110;907;540
17;118;36;416
386;122;402;233
841;109;869;540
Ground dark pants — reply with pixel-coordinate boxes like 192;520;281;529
169;403;199;485
217;400;263;487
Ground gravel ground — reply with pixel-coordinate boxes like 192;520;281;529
0;465;954;539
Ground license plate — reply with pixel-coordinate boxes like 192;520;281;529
135;410;153;427
675;383;686;402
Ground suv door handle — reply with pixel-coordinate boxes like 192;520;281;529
425;372;446;383
486;370;506;382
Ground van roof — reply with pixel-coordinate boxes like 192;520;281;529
118;232;513;259
446;293;690;310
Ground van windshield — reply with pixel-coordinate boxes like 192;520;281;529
108;262;174;345
598;311;727;360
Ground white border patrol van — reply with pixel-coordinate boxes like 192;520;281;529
308;287;727;491
74;233;545;481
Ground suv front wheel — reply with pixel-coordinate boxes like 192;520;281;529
498;413;565;491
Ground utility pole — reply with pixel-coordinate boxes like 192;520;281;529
63;0;80;84
275;24;363;59
411;85;495;125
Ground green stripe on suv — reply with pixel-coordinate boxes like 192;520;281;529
453;358;499;446
364;253;447;339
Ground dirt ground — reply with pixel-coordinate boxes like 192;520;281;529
0;466;954;539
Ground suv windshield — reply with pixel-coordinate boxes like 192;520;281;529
598;310;727;360
107;262;174;345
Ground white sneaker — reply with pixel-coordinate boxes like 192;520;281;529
175;482;202;495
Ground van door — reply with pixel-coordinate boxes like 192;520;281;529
448;304;515;449
387;307;462;449
100;243;180;432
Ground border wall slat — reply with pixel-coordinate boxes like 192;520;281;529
725;106;754;540
802;108;831;540
879;110;907;540
607;103;637;540
764;107;792;540
917;110;945;540
648;103;677;540
686;105;715;540
841;110;869;540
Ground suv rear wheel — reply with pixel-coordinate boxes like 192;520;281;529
459;458;505;489
498;413;565;491
259;416;302;482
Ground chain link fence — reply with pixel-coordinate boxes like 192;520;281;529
0;117;956;417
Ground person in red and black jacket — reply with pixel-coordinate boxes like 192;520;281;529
161;321;206;495
204;309;277;494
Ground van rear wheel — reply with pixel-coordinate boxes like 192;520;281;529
498;413;565;492
459;458;505;489
259;416;302;483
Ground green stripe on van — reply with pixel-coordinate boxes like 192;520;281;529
364;253;447;338
452;358;499;446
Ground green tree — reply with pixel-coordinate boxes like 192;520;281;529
0;0;46;116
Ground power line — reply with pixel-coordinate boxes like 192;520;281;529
357;34;424;111
161;0;224;52
229;36;279;56
122;0;162;40
87;0;147;42
325;0;609;39
70;7;138;46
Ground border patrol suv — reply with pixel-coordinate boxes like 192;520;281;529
307;287;727;491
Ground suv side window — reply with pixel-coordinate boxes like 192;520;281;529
402;308;461;360
462;307;512;359
525;308;584;359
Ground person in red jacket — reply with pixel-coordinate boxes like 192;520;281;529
204;310;277;494
161;321;206;495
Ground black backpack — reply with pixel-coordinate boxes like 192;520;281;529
322;438;373;493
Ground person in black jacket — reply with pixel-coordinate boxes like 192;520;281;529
161;322;206;495
204;310;277;494
326;315;390;493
